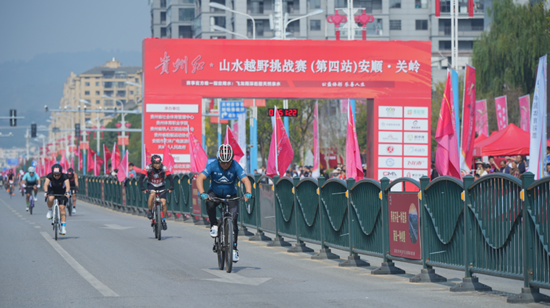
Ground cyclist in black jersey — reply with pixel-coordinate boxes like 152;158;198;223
67;168;79;214
138;155;174;231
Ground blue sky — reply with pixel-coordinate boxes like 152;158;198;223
0;0;150;63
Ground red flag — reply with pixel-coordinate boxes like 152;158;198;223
190;133;208;173
346;104;364;181
468;0;474;17
435;70;461;179
78;148;83;171
266;106;294;177
163;139;175;172
117;150;129;182
144;145;152;168
435;0;440;17
112;143;121;172
460;64;476;174
88;150;95;172
60;152;69;171
95;155;104;176
103;144;112;174
224;126;244;162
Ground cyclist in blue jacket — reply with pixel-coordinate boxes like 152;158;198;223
196;144;252;263
21;166;41;211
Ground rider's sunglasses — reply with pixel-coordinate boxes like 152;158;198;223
53;173;61;177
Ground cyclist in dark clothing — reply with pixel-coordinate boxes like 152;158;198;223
43;164;71;235
138;155;174;231
67;168;79;214
196;144;252;263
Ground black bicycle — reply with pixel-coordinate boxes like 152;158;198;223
209;195;249;273
47;193;69;241
67;188;78;216
149;189;165;241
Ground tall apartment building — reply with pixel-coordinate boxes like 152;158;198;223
149;0;488;83
49;59;142;146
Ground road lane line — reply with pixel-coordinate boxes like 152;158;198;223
39;231;119;297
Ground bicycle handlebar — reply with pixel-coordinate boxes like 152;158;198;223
209;195;254;203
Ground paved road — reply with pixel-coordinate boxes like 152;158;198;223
1;190;548;308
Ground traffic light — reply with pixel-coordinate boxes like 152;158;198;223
75;124;81;138
31;124;37;138
9;110;16;126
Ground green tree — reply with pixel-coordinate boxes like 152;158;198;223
472;0;549;130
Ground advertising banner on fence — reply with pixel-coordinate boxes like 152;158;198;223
475;100;489;137
388;192;421;260
495;95;508;131
519;94;531;132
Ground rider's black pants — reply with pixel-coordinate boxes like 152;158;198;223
206;191;239;246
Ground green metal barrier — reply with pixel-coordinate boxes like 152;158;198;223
273;176;296;244
319;178;349;256
349;179;383;259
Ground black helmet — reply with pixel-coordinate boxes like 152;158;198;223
217;144;234;163
51;164;63;174
68;168;74;174
151;155;162;164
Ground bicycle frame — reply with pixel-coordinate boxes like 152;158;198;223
149;189;165;241
49;194;66;241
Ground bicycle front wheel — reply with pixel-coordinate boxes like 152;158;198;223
156;204;162;241
53;207;58;241
67;198;72;216
225;217;233;273
29;198;33;215
217;226;225;270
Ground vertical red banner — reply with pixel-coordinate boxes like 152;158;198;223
494;95;508;130
461;65;476;171
388;192;421;260
519;94;531;132
475;99;489;137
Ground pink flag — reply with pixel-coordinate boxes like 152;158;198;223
117;150;129;182
312;101;320;178
267;106;294;177
103;144;112;174
111;143;120;172
144;145;152;168
435;70;461;179
495;95;508;130
346;103;364;181
163;139;175;172
60;152;69;171
189;133;208;173
519;94;530;132
460;64;476;174
475;99;489;137
88;150;95;173
224;126;244;162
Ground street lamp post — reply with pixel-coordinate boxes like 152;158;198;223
282;9;323;39
102;95;127;153
210;25;249;39
79;99;91;175
209;3;256;39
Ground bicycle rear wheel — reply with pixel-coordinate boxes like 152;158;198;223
217;225;225;270
225;217;233;273
53;207;58;241
29;198;33;215
156;204;162;241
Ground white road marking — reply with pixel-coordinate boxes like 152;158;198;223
102;224;134;230
203;269;271;286
39;231;119;297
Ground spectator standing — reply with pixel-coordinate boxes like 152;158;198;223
474;174;480;181
475;160;484;176
480;163;490;177
430;163;439;180
545;163;550;177
547;147;550;164
128;163;137;178
488;156;500;173
253;169;258;175
499;160;511;174
516;155;526;174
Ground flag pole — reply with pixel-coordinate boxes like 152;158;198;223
274;106;278;176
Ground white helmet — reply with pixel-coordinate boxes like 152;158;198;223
217;144;234;163
19;170;24;175
28;167;35;173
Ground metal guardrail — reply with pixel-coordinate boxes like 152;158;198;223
78;172;550;304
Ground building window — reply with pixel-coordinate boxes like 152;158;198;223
415;20;428;30
367;18;384;35
161;27;167;38
441;0;451;12
390;0;401;8
286;19;300;35
248;19;266;37
212;16;226;28
179;8;194;21
160;0;166;8
103;81;114;88
161;12;166;24
104;100;114;107
116;91;126;97
247;0;264;14
96;91;100;95
471;19;484;31
458;41;473;50
415;0;428;8
309;0;321;8
390;20;401;30
439;41;451;50
117;82;126;88
130;91;134;95
104;90;114;97
84;91;90;95
85;82;90;86
96;82;100;86
96;100;100;104
310;20;321;31
182;0;193;3
179;25;192;38
103;71;114;79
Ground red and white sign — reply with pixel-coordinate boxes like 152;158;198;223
379;119;403;131
144;39;431;178
388;192;421;260
379;144;403;156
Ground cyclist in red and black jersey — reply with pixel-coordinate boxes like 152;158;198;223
138;155;174;231
67;168;79;214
